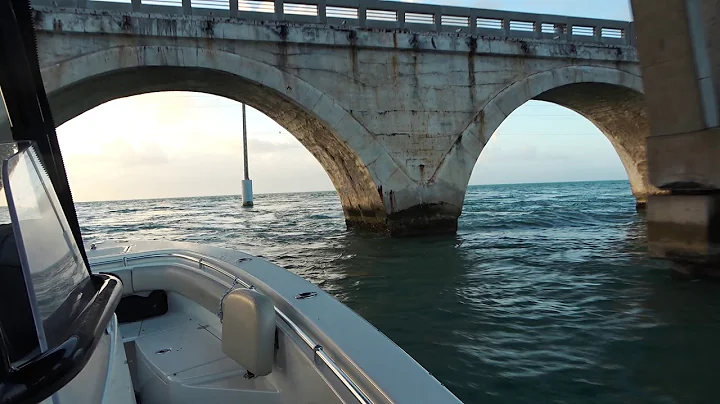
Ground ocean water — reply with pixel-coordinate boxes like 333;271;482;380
76;180;720;404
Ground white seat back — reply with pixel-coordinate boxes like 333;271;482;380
221;289;276;376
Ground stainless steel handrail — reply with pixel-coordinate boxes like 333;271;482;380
92;251;373;404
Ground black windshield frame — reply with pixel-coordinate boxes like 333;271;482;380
0;0;90;272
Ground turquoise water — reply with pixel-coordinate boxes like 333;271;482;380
76;180;720;403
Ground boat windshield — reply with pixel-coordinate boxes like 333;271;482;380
2;142;93;351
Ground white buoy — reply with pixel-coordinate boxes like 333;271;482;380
241;103;253;207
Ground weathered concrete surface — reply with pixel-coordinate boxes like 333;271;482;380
647;194;720;273
647;127;720;190
632;0;720;259
10;7;647;235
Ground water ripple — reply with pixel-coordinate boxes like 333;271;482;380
77;181;720;404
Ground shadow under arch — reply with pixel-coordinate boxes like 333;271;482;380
17;45;414;230
435;65;655;209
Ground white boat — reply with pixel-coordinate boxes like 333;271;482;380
0;1;463;402
83;239;462;404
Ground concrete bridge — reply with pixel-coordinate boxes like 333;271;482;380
13;0;647;236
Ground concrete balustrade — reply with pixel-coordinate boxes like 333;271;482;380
32;0;634;46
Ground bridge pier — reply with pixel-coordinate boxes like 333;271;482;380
647;194;720;263
345;201;461;237
632;0;720;263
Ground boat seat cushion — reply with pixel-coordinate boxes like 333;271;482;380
221;289;276;376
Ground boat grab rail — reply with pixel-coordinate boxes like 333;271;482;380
92;251;373;404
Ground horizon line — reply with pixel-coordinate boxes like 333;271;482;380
74;178;630;204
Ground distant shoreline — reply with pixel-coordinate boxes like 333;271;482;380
75;179;630;204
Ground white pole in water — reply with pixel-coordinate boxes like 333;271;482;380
241;103;253;207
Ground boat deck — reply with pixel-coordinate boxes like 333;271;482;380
120;292;282;404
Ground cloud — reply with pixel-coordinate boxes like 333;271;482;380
246;138;304;153
479;140;572;163
59;126;332;201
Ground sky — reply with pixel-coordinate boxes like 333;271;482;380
55;0;633;202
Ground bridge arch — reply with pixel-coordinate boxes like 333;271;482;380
435;65;654;209
39;45;411;230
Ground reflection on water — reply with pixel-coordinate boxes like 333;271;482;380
77;180;720;403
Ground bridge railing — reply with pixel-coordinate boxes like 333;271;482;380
33;0;635;46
